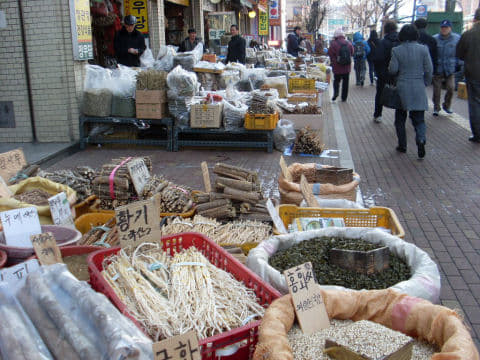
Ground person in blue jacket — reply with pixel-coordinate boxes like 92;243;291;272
353;32;371;86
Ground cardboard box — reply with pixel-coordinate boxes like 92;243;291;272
190;103;223;128
136;103;167;119
136;90;167;104
458;82;468;100
202;54;217;63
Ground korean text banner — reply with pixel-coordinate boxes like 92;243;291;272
69;0;93;60
124;0;149;34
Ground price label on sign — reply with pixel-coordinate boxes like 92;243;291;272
31;232;63;266
283;262;330;334
0;259;40;285
0;148;27;183
0;207;41;247
127;158;151;196
115;199;161;248
48;192;74;226
152;330;201;360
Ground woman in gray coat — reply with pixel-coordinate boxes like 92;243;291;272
389;24;433;158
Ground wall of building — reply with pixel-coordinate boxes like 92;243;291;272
149;0;167;57
0;0;85;143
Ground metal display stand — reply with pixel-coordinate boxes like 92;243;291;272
173;126;273;152
79;116;174;151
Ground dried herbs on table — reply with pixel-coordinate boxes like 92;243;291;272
269;237;411;290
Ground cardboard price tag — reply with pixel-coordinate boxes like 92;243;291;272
31;232;63;266
0;148;27;182
279;156;292;181
0;259;40;285
266;198;287;234
48;192;74;226
115;199;161;248
201;161;211;193
300;174;320;207
0;175;12;198
0;207;42;247
284;262;330;334
127;158;151;196
152;330;201;360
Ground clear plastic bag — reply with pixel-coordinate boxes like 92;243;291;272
84;64;113;90
0;283;53;360
263;76;288;98
140;48;155;68
166;65;199;99
273;119;296;152
154;46;176;71
168;96;194;127
107;65;138;97
223;100;247;130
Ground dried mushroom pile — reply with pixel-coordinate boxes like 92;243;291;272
269;237;411;290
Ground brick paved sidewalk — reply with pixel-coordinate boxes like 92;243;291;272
335;77;480;347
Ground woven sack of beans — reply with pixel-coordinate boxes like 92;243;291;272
253;289;479;360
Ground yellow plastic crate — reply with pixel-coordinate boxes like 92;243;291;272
288;78;316;93
277;204;405;238
244;112;279;130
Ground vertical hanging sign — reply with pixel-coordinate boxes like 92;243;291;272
269;0;281;26
69;0;93;60
124;0;149;34
259;0;269;36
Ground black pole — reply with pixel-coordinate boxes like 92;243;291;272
412;0;417;23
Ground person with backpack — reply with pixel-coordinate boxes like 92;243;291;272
372;20;400;123
367;30;379;85
328;28;354;102
353;32;371;86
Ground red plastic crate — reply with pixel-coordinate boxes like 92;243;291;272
87;232;281;360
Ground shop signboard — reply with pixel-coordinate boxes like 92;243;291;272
69;0;93;61
124;0;149;34
269;0;281;26
258;0;269;36
416;4;428;18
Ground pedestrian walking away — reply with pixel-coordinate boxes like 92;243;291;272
432;20;460;116
287;26;305;57
226;25;246;64
353;32;371;86
329;28;354;102
414;18;438;76
456;8;480;143
114;15;146;67
373;20;400;123
367;30;379;85
389;24;433;159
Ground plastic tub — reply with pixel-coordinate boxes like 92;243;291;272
88;232;281;360
0;249;6;268
74;213;116;235
0;225;82;266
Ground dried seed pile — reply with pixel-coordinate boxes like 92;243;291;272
102;244;264;341
83;89;112;117
288;320;436;360
269;237;411;290
13;189;52;206
293;126;324;155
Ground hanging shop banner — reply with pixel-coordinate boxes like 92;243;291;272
124;0;149;34
269;0;281;26
259;11;269;35
69;0;93;61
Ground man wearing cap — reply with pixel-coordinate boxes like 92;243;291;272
114;15;146;67
456;8;480;143
432;19;460;116
178;28;204;53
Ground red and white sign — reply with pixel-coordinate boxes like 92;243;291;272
269;0;281;26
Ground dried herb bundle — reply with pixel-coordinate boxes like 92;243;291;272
293;126;324;155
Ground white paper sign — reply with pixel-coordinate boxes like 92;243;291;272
0;259;40;285
266;199;287;234
127;158;151;196
48;192;74;226
0;207;42;247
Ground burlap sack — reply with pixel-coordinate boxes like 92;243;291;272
253;289;479;360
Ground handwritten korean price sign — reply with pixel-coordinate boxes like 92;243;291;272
0;207;41;247
49;192;74;226
0;148;27;183
283;262;330;334
31;232;63;266
152;330;201;360
115;199;161;248
127;158;151;196
0;259;40;285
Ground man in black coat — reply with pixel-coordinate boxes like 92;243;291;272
414;18;438;75
178;28;204;53
226;25;246;64
372;20;400;123
287;26;305;57
114;15;146;67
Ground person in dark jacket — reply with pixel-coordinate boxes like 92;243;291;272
414;18;438;75
287;26;305;57
457;8;480;143
178;28;203;52
372;20;400;123
226;25;246;64
315;35;326;55
113;15;146;67
353;32;371;86
367;30;379;85
328;28;354;102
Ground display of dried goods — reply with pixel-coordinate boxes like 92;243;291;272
286;104;321;114
13;189;52;206
136;69;168;90
38;167;95;201
102;245;264;341
8;164;40;185
269;237;411;290
64;254;90;281
79;218;117;247
293;126;324;155
248;92;276;114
